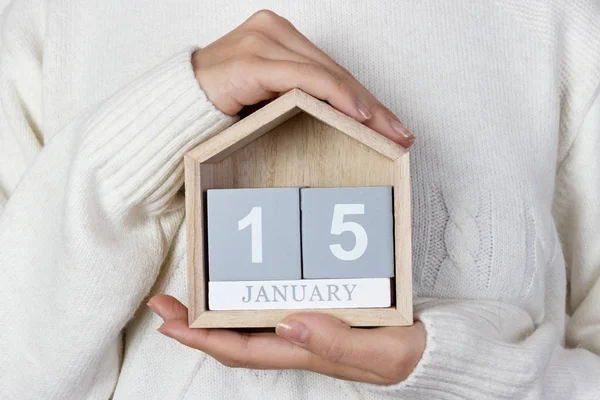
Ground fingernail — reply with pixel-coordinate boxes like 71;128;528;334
276;320;309;344
390;118;414;139
147;302;157;313
357;102;372;120
147;302;164;320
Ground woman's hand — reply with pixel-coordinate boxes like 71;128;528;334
158;10;423;384
147;295;425;385
193;10;415;147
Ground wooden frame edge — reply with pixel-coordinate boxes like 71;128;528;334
185;155;205;324
393;152;413;323
185;88;406;164
185;92;302;163
190;308;411;329
293;89;406;161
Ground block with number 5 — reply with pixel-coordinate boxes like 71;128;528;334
301;187;394;279
207;188;302;281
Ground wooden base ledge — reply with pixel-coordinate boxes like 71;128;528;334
190;307;410;329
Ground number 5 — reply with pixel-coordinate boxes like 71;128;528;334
329;204;368;261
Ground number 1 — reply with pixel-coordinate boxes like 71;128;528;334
238;206;263;263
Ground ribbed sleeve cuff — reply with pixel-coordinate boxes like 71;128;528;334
362;300;555;399
80;48;237;217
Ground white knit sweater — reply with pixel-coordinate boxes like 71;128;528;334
0;0;599;399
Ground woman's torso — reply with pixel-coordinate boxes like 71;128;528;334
38;0;592;398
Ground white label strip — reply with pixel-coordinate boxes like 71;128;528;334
208;278;391;310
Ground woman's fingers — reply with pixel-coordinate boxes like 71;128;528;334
286;44;416;146
234;31;315;65
147;294;188;320
362;104;416;146
147;295;395;384
199;56;370;121
162;321;310;370
244;10;333;69
148;295;310;369
243;10;415;147
253;59;371;122
194;9;414;147
303;357;394;385
276;312;424;384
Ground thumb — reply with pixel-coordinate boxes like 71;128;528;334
147;294;188;321
275;312;424;383
275;312;364;366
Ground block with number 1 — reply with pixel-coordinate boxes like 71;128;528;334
207;188;302;281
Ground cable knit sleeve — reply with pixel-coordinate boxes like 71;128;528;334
0;0;45;213
553;85;600;359
0;1;236;397
357;91;600;399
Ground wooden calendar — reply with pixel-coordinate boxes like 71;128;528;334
184;89;412;328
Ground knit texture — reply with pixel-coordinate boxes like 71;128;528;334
1;0;599;399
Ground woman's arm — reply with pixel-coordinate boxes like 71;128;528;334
0;55;235;398
0;1;237;397
361;300;600;399
0;6;413;397
150;74;600;400
364;87;600;399
0;0;45;213
554;83;600;358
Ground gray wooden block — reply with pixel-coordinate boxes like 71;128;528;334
301;187;394;279
207;188;302;281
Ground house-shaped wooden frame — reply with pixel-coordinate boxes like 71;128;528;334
184;89;412;328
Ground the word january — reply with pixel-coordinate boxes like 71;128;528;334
242;283;357;303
